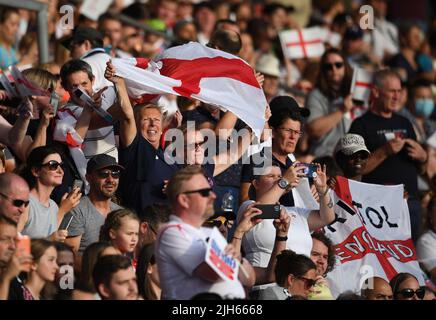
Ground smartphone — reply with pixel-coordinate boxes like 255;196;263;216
16;235;31;272
254;204;281;219
49;91;60;114
296;163;318;178
72;179;83;191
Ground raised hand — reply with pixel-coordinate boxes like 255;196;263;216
105;60;121;84
283;162;306;189
314;163;328;194
273;207;290;237
234;204;263;237
59;187;82;213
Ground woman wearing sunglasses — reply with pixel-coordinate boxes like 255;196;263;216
18;146;81;240
263;249;317;300
389;272;425;300
305;48;354;158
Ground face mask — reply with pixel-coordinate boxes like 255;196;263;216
415;98;434;118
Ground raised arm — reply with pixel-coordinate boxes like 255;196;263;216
105;61;137;148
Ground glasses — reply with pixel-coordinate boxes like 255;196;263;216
41;160;64;171
323;62;344;71
296;276;317;289
97;169;121;179
396;287;425;299
182;187;213;197
0;192;30;208
278;127;303;137
187;140;206;151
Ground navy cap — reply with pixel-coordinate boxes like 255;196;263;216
269;95;310;118
86;154;124;174
61;27;103;50
344;26;364;40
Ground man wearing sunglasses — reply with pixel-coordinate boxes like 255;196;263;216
0;173;30;225
61;154;123;259
156;165;255;300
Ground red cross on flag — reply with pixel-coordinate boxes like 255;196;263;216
279;27;325;59
315;26;342;48
351;67;373;102
112;42;267;137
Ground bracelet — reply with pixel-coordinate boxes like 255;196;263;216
317;187;329;197
276;235;288;242
232;236;242;241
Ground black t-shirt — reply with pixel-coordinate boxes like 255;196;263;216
241;147;295;206
349;111;419;197
118;134;179;215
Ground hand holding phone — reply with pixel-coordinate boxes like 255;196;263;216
253;204;281;219
295;163;318;178
49;91;60;115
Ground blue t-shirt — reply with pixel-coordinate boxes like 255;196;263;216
0;45;17;69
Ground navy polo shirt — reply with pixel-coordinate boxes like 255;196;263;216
119;134;179;215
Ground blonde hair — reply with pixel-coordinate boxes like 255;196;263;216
166;165;205;204
99;209;139;242
22;68;57;92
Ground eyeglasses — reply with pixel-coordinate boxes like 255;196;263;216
278;127;303;137
396;287;425;299
296;276;317;289
0;192;30;208
97;169;121;179
41;160;64;171
182;187;213;197
187;140;206;151
323;62;344;71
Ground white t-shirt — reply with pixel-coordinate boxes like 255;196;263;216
416;229;436;272
237;200;313;268
156;215;246;300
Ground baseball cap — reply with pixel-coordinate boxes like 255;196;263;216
86;154;124;174
61;27;104;50
269;95;310;118
344;25;364;41
335;134;370;156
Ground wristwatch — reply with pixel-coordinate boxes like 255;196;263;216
278;178;290;190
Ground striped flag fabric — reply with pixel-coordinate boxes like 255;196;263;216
351;67;373;102
112;42;267;137
279;28;325;59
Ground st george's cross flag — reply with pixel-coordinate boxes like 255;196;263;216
323;177;426;297
279;27;325;59
351;67;373;102
112;42;267;137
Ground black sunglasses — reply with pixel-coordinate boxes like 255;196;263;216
183;187;213;197
296;276;317;289
187;140;206;150
397;287;425;299
97;169;121;179
41;160;64;171
0;192;30;208
323;62;344;71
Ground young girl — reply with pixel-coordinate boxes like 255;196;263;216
9;239;58;300
136;242;161;300
99;209;140;261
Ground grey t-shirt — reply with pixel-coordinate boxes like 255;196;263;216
306;88;352;157
60;196;122;255
22;194;58;239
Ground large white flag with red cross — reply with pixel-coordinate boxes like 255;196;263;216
112;42;267;137
323;177;426;297
351;67;373;102
279;28;325;59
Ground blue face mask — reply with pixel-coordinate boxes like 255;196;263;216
415;99;434;118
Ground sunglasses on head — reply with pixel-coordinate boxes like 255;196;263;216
97;169;121;179
323;62;344;71
41;160;64;171
296;276;317;289
0;192;30;208
182;187;213;197
397;287;425;299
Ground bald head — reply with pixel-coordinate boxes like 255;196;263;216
0;173;30;223
362;277;393;300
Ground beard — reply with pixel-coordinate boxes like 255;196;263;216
202;203;215;220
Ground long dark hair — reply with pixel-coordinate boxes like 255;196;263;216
316;48;353;100
389;272;418;299
136;242;159;300
21;146;63;189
